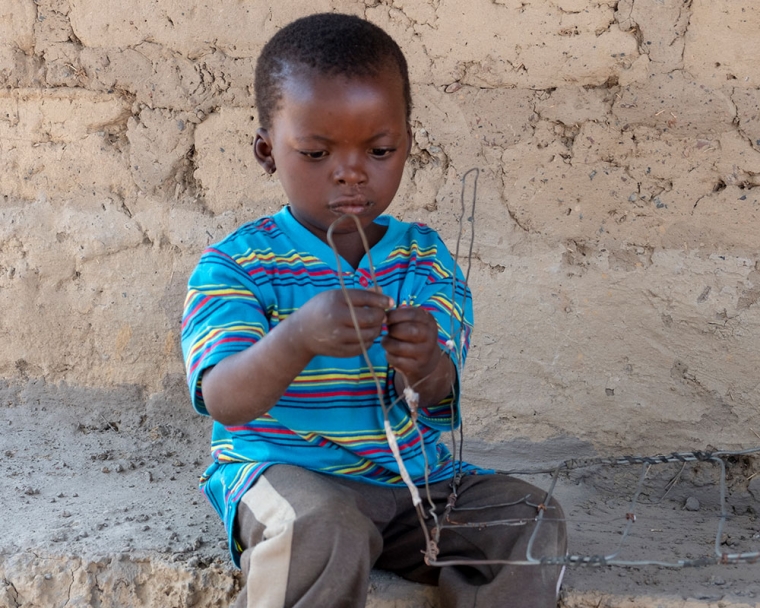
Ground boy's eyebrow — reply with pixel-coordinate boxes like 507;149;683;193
294;135;333;144
294;130;400;144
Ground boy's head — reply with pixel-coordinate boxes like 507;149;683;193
252;13;413;252
254;13;411;130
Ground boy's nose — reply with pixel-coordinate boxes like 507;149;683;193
333;156;367;186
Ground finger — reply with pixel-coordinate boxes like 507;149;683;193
386;320;437;344
385;352;423;376
382;335;428;359
386;306;435;326
343;304;387;329
336;314;385;340
328;321;382;348
330;333;383;358
346;288;394;311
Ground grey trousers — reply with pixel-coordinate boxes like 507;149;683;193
233;465;566;608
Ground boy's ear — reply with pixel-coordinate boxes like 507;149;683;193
254;128;276;174
405;123;412;158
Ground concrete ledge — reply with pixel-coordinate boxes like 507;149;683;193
4;552;760;608
3;389;760;607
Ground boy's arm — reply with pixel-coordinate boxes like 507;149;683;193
202;288;392;426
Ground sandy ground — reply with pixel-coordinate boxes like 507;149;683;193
2;379;760;607
2;3;760;606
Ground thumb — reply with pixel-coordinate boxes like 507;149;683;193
349;288;394;310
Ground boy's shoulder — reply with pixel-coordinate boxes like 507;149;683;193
206;209;450;265
407;221;440;241
393;218;450;249
209;214;284;256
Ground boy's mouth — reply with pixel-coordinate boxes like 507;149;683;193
329;198;373;215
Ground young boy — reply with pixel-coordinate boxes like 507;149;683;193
182;13;566;608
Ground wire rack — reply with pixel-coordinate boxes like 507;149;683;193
326;167;760;569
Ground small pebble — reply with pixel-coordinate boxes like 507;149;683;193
101;466;110;474
684;496;701;511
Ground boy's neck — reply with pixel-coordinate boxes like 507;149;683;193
325;221;388;269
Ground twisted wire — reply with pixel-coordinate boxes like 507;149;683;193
325;172;760;571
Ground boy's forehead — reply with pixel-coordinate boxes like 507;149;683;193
273;67;406;122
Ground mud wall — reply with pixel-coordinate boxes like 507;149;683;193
1;0;759;453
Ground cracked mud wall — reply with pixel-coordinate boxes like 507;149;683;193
1;0;759;453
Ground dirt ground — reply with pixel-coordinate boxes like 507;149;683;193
3;379;760;607
2;1;760;605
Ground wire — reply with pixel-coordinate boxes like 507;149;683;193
324;172;760;571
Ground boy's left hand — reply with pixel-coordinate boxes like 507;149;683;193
382;306;440;386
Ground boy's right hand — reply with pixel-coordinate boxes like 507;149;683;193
293;289;393;358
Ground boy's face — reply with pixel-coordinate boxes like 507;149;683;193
254;67;411;243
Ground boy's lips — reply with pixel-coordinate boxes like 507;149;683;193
329;198;372;214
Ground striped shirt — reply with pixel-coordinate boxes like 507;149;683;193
181;206;479;564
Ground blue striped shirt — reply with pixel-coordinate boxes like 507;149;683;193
181;207;480;564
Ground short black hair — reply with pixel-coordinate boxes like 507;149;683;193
254;13;411;129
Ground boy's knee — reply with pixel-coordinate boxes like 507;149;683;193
542;494;564;523
296;492;382;556
534;495;567;558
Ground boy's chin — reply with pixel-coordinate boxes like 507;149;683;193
327;216;373;233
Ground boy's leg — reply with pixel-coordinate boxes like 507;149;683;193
233;466;565;608
377;474;567;608
435;474;566;608
232;464;392;608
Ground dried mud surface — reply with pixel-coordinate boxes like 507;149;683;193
3;385;760;607
2;0;760;605
1;0;758;452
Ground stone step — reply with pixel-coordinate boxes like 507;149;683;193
2;552;758;608
3;396;759;607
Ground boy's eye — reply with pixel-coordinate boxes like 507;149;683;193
300;150;327;160
371;148;396;158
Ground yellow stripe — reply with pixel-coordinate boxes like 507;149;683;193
298;418;415;441
187;324;266;363
235;250;324;267
291;370;385;384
